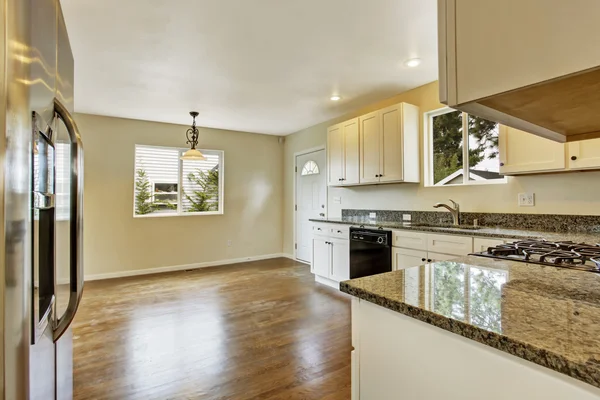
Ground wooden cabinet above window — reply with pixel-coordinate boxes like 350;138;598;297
328;102;419;187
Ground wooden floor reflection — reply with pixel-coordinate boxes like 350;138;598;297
72;258;351;400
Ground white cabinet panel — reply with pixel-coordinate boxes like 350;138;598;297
393;247;426;271
427;251;458;263
343;118;360;185
359;111;380;184
427;234;472;256
327;124;344;186
499;125;565;175
568;139;600;170
392;230;427;251
379;104;405;183
331;239;350;282
312;238;330;277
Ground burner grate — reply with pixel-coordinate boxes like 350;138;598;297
476;240;600;272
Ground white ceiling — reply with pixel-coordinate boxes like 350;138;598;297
61;0;438;135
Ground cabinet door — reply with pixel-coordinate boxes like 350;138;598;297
343;118;360;185
379;104;404;182
451;0;600;105
568;139;600;170
392;247;426;271
359;111;380;184
427;251;457;263
473;238;514;252
327;124;344;186
312;238;330;277
499;125;565;174
330;239;349;282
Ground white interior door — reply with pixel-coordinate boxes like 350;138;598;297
296;149;327;262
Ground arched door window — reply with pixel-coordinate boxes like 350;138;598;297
301;160;320;176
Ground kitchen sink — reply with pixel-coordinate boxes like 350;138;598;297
409;223;482;230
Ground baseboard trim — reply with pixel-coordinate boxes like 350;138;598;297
82;253;287;282
315;275;340;290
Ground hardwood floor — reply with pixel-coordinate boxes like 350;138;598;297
72;258;352;400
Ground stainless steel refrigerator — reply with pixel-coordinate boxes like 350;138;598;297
2;0;84;398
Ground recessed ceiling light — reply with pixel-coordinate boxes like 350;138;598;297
404;58;421;68
330;95;341;101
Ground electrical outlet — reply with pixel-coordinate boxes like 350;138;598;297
369;212;376;219
227;240;232;247
402;214;412;222
518;193;535;207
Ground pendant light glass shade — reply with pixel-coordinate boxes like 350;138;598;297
180;148;206;161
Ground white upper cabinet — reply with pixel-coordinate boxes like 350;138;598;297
359;111;381;184
379;103;419;183
342;118;360;185
331;102;419;187
438;0;600;143
327;123;344;186
499;126;566;175
327;118;359;186
498;126;600;175
568;140;600;170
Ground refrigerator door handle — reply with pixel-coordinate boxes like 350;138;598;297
53;98;84;342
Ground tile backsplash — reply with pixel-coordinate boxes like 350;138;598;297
341;209;600;234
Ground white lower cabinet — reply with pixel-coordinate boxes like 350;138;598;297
312;237;330;276
393;247;427;270
427;251;458;263
311;223;349;288
330;238;350;282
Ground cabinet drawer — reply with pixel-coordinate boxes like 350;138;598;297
427;234;473;256
312;224;329;235
329;225;350;239
392;230;427;251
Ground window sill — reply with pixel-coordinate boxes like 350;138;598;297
133;211;224;219
424;178;508;188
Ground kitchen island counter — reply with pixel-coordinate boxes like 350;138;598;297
342;256;600;399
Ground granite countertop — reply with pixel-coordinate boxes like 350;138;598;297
340;256;600;388
309;217;600;243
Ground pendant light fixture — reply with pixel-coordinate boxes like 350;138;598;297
180;111;206;161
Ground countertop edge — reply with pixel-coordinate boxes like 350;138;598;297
308;219;540;240
339;281;600;389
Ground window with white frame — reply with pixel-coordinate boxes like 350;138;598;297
425;109;506;186
133;145;224;217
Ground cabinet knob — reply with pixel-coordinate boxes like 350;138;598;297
421;258;426;262
427;259;432;263
500;162;505;167
571;156;578;161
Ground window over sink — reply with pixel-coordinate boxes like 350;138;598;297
425;108;506;187
133;145;224;217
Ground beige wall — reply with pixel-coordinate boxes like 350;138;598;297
76;113;283;277
283;81;600;255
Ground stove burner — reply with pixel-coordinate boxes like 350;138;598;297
475;239;600;272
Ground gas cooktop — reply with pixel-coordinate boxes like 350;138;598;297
471;239;600;273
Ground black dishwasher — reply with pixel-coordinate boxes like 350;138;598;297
349;227;392;279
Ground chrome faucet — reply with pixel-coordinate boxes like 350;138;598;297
433;199;460;226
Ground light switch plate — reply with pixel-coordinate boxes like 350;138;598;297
333;196;341;204
402;214;412;221
518;193;535;207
